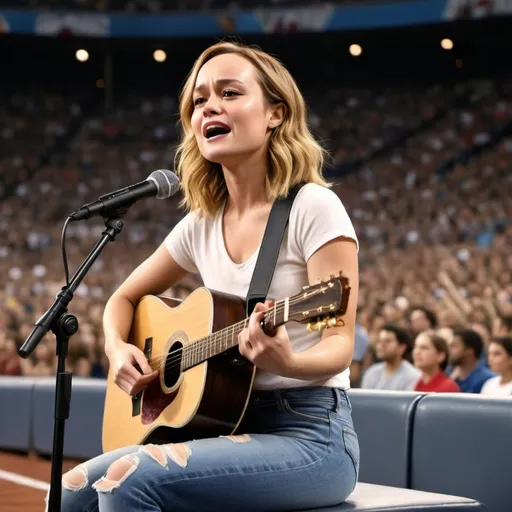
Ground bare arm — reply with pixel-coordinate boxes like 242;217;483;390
287;237;358;381
104;242;190;357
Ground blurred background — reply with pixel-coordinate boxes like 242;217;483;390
1;1;511;392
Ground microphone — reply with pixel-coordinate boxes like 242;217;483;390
69;169;180;221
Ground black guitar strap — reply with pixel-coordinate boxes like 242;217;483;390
245;183;304;317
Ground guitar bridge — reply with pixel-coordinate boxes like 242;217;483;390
132;337;153;417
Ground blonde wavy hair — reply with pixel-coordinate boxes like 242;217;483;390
174;41;330;217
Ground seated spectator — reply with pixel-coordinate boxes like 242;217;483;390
480;336;512;396
0;334;22;376
409;306;438;337
412;330;460;392
448;329;495;393
471;321;493;367
361;325;421;391
492;314;512;338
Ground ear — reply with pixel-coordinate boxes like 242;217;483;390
268;102;285;129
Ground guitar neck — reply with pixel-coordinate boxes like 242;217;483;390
182;297;289;370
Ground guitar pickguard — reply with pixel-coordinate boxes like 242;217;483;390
140;381;179;425
140;337;184;425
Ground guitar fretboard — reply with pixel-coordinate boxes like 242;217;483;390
181;298;287;369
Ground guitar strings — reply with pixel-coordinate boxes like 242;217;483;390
139;294;338;373
146;302;288;372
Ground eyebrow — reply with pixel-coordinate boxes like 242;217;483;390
193;78;245;94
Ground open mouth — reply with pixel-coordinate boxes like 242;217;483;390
204;124;231;140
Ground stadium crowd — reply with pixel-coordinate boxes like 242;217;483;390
1;75;511;398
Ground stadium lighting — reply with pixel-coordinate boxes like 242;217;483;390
349;44;362;57
75;49;89;62
441;38;454;50
153;49;167;63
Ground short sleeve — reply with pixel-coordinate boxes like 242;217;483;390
292;183;359;262
164;212;199;273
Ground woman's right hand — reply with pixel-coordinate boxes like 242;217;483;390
107;341;159;396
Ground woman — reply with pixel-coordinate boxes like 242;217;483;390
58;41;360;512
413;330;460;392
480;337;512;396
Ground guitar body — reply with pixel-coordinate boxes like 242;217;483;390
102;287;254;453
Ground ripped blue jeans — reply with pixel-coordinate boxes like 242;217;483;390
57;387;360;512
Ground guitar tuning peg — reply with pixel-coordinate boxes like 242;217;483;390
335;316;346;327
327;317;337;328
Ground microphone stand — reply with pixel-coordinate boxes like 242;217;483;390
19;214;126;512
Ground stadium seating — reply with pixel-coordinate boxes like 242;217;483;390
347;389;422;488
0;376;34;452
32;377;106;459
411;394;512;512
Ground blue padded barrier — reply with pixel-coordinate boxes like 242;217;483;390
411;393;511;512
32;377;107;459
0;376;35;451
300;482;486;511
347;389;423;488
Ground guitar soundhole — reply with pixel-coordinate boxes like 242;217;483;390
164;341;183;388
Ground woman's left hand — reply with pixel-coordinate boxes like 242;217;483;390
238;301;297;377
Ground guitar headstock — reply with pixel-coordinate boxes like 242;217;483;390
288;272;350;333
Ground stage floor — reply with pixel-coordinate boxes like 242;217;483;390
0;451;79;512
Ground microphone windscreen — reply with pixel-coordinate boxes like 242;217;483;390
148;169;180;199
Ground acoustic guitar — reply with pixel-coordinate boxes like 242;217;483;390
102;273;350;452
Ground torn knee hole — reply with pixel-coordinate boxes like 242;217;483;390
62;465;88;491
92;454;139;492
140;444;168;468
164;443;192;468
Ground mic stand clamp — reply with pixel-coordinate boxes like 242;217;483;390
19;215;126;512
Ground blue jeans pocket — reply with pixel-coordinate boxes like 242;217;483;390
282;399;330;424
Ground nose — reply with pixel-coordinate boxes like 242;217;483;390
202;95;222;117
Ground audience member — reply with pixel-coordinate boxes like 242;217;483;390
448;329;495;393
412;330;460;392
361;325;421;390
492;315;512;338
409;307;438;337
480;336;512;396
0;333;22;376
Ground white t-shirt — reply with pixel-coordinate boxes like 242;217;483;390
164;183;358;391
480;376;512;397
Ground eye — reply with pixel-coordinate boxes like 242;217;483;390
223;90;239;98
193;97;205;106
